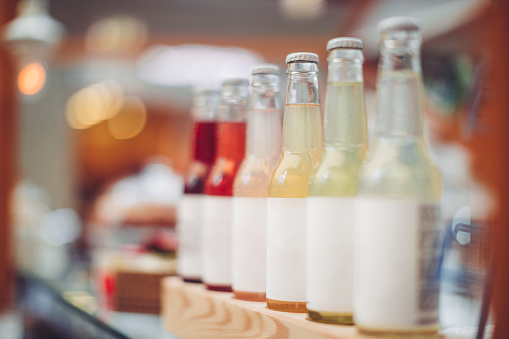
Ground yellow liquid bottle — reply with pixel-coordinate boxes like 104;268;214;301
266;53;323;313
232;65;282;301
307;38;367;324
355;17;443;335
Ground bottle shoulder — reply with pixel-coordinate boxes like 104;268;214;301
268;151;315;198
204;157;243;196
308;148;364;196
233;157;272;197
359;138;442;200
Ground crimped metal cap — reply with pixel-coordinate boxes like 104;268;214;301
251;64;280;75
327;37;364;51
377;16;421;33
286;52;319;64
221;78;249;87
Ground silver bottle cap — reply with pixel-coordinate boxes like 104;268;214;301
327;37;364;51
286;52;319;64
377;16;421;34
251;64;280;75
221;78;249;87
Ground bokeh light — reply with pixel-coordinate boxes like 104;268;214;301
65;80;124;130
17;62;47;96
86;15;148;54
107;95;147;140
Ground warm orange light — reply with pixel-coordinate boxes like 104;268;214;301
107;96;147;139
65;81;125;130
17;62;47;95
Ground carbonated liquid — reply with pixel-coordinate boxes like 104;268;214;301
309;82;367;196
268;104;323;198
185;121;217;194
205;122;247;196
267;103;323;312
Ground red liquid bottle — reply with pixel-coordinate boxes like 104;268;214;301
177;90;220;283
203;79;248;291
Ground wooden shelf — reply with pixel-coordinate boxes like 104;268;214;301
161;277;451;339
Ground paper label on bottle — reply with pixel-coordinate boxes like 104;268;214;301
176;195;204;279
355;199;441;331
232;197;267;293
266;198;307;302
307;197;355;313
202;196;234;286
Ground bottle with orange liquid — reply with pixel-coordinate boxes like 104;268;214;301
232;65;282;301
177;89;219;283
267;53;323;312
202;78;248;292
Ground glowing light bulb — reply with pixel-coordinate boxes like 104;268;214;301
17;61;46;96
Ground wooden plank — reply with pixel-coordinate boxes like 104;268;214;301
0;0;17;314
485;1;509;338
162;277;453;339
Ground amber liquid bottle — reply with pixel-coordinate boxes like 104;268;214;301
266;53;323;312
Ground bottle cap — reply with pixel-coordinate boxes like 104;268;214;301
251;64;280;75
286;52;319;64
327;37;364;51
221;78;249;87
377;16;421;33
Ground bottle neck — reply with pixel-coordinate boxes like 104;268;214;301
285;62;320;105
246;74;282;158
324;49;367;150
250;73;280;110
376;30;424;139
218;84;248;122
192;90;220;121
282;62;322;152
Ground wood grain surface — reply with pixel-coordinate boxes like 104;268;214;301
162;277;452;339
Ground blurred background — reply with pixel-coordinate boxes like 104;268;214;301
0;0;507;338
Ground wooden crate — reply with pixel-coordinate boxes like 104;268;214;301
114;271;171;314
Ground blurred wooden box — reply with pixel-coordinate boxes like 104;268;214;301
114;271;173;314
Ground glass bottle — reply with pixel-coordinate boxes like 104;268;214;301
177;89;219;283
267;53;323;313
202;78;248;292
232;65;282;301
307;38;367;324
355;17;443;335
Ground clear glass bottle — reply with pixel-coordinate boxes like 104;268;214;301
267;53;323;313
307;38;367;324
202;78;248;292
232;65;282;301
355;17;443;335
177;89;219;283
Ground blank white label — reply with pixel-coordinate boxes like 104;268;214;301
202;196;234;286
267;198;307;302
307;197;355;313
355;199;441;331
176;194;204;279
232;197;267;293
